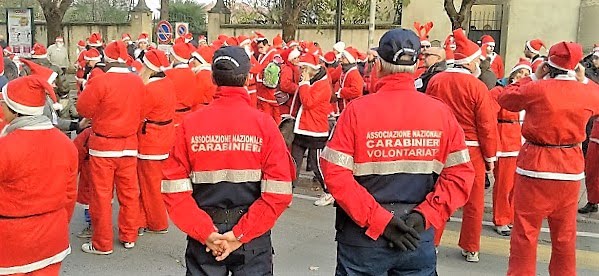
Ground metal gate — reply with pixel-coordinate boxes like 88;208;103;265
468;5;503;55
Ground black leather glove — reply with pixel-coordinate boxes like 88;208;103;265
382;216;420;251
405;212;426;234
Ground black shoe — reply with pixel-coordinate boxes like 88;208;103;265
484;175;491;189
578;203;598;214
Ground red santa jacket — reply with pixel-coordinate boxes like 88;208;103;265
591;118;599;141
74;127;93;206
0;109;5;131
490;53;505;79
192;65;217;109
161;86;295;244
294;74;331;137
531;56;545;73
0;120;77;274
77;66;145;157
246;56;260;108
279;62;300;116
427;67;498;162
139;76;177;160
165;64;199;126
335;66;364;115
320;73;475;246
327;65;342;87
498;75;599;181
490;85;522;157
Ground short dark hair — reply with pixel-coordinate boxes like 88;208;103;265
547;64;568;78
212;71;247;87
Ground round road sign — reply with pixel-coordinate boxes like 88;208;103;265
177;24;188;36
156;20;172;43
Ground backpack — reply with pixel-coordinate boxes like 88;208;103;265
262;61;281;89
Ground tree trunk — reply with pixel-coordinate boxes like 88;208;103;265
444;0;475;30
281;19;297;42
160;0;169;21
45;13;64;43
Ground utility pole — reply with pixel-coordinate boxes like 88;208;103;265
368;0;377;49
335;0;342;42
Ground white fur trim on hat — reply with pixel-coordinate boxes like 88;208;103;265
298;62;321;70
526;41;540;55
455;48;482;65
288;49;301;61
84;55;101;62
142;55;161;72
191;52;209;65
333;42;346;53
1;84;45;116
547;59;575;74
103;52;126;63
31;54;47;59
485;42;496;47
88;41;102;47
421;40;432;47
509;64;533;76
48;71;58;85
170;49;189;63
593;52;599;58
341;50;356;64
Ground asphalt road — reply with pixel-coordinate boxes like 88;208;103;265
60;193;599;276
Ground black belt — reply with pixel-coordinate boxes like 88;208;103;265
203;206;249;224
176;107;192;113
528;141;579;148
141;119;173;134
498;119;518;124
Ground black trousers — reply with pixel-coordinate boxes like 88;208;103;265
291;140;326;192
185;223;273;276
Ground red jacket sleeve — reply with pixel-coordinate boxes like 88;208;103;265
339;70;364;100
161;126;218;244
320;105;393;240
497;76;536;112
298;81;330;110
473;81;499;162
414;108;475;229
65;149;78;222
77;78;103;119
493;55;505;79
279;66;299;95
232;117;294;243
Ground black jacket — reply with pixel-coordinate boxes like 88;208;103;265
416;61;447;93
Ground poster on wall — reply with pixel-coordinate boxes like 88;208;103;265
6;8;34;58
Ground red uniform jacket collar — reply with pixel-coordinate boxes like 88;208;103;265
214;86;251;106
374;73;417;93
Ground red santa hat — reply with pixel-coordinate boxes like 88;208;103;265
84;48;101;62
320;51;337;64
509;58;533;76
138;33;149;43
453;28;481;65
130;60;143;74
273;34;284;49
414;21;434;47
1;76;59;116
20;59;58;86
122;33;132;42
3;46;13;56
238;35;251;47
224;37;239;46
282;48;301;62
175;33;193;44
341;47;360;64
217;34;229;42
298;53;321;70
480;35;495;47
288;40;299;49
198;35;207;43
193;46;215;65
88;32;103;47
31;43;48;59
211;40;224;51
445;46;455;66
104;40;130;63
526;39;545;55
253;32;267;43
143;49;171;72
55;36;64;43
547;41;583;74
171;42;193;63
77;40;87;48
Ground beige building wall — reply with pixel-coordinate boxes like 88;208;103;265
578;0;599;52
401;0;457;45
502;0;581;72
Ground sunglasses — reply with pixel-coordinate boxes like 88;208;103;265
421;45;431;49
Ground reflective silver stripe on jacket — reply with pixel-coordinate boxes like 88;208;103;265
354;160;444;176
161;179;193;193
190;169;262;184
321;147;355;171
444;149;471;168
261;180;293;195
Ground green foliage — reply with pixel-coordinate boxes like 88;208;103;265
169;0;208;33
0;0;44;22
64;0;130;23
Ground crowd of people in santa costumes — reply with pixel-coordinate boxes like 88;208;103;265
2;20;599;275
